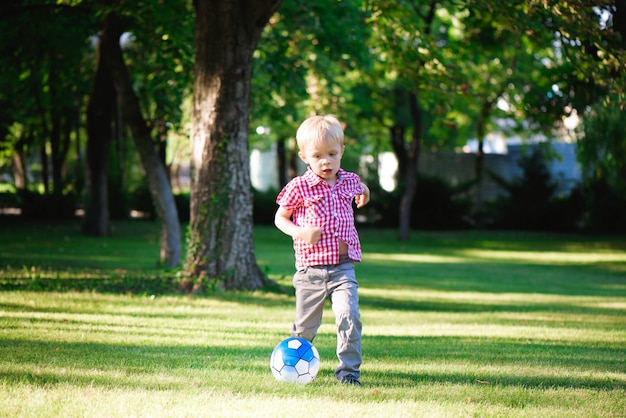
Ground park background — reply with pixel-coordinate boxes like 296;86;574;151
0;1;625;416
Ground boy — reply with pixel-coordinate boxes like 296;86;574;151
274;115;370;386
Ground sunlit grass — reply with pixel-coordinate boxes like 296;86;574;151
367;250;626;264
0;221;625;416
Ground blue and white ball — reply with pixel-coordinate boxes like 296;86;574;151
270;337;320;384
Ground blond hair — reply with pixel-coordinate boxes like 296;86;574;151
296;115;344;151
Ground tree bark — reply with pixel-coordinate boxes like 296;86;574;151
12;152;27;190
474;100;489;227
277;136;287;187
84;31;114;236
394;0;436;241
186;0;282;290
100;13;182;268
398;92;421;241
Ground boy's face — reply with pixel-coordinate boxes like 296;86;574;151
299;140;345;183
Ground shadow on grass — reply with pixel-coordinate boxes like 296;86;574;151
358;260;626;297
1;334;623;392
364;335;626;391
359;292;624;318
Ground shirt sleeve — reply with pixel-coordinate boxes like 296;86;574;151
344;171;364;196
276;178;303;210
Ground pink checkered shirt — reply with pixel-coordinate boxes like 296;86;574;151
276;167;364;267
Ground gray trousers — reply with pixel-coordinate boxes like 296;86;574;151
292;259;362;380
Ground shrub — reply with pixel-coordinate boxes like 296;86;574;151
253;188;279;225
486;147;583;231
363;174;472;230
16;189;78;219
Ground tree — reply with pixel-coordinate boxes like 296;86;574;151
84;23;115;236
466;1;626;111
184;0;283;290
0;3;94;214
365;0;446;240
99;11;182;267
577;97;626;232
250;0;373;187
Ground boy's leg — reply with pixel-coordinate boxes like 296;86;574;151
327;262;362;381
292;267;327;342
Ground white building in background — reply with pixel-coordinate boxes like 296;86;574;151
250;147;280;192
246;96;584;196
249;135;582;200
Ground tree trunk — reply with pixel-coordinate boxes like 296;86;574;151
84;34;115;236
100;13;182;268
186;0;282;290
12;135;29;190
12;152;27;190
277;136;287;187
395;0;435;241
474;101;489;227
39;136;49;195
398;92;421;241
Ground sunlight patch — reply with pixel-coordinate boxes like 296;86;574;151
460;250;626;264
365;253;467;264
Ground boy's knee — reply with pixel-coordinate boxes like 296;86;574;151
336;311;362;333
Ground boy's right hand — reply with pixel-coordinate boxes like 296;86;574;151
299;225;322;245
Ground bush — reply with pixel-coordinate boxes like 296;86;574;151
581;178;626;234
17;189;78;219
486;147;583;231
253;188;279;225
126;179;154;219
0;191;20;210
411;174;473;230
363;174;473;230
126;184;191;223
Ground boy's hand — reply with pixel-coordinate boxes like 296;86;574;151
355;183;370;208
299;225;323;245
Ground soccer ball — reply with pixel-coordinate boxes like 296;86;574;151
270;337;320;384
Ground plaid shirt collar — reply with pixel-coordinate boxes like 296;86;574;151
302;167;345;187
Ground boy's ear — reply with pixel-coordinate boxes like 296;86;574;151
298;151;308;164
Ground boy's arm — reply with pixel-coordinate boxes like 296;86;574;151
274;206;322;245
355;182;370;208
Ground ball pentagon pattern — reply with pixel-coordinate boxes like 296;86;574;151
270;337;320;384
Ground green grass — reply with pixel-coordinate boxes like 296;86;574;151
1;219;625;417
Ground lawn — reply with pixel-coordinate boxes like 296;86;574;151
1;219;625;417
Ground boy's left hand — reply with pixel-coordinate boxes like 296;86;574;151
355;183;370;208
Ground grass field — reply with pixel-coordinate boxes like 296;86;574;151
1;219;625;417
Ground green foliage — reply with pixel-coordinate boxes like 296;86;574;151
578;100;626;196
573;99;626;233
115;0;194;135
0;2;96;186
252;0;373;150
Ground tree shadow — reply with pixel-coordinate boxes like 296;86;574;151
1;334;623;392
363;335;626;391
358;259;626;297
